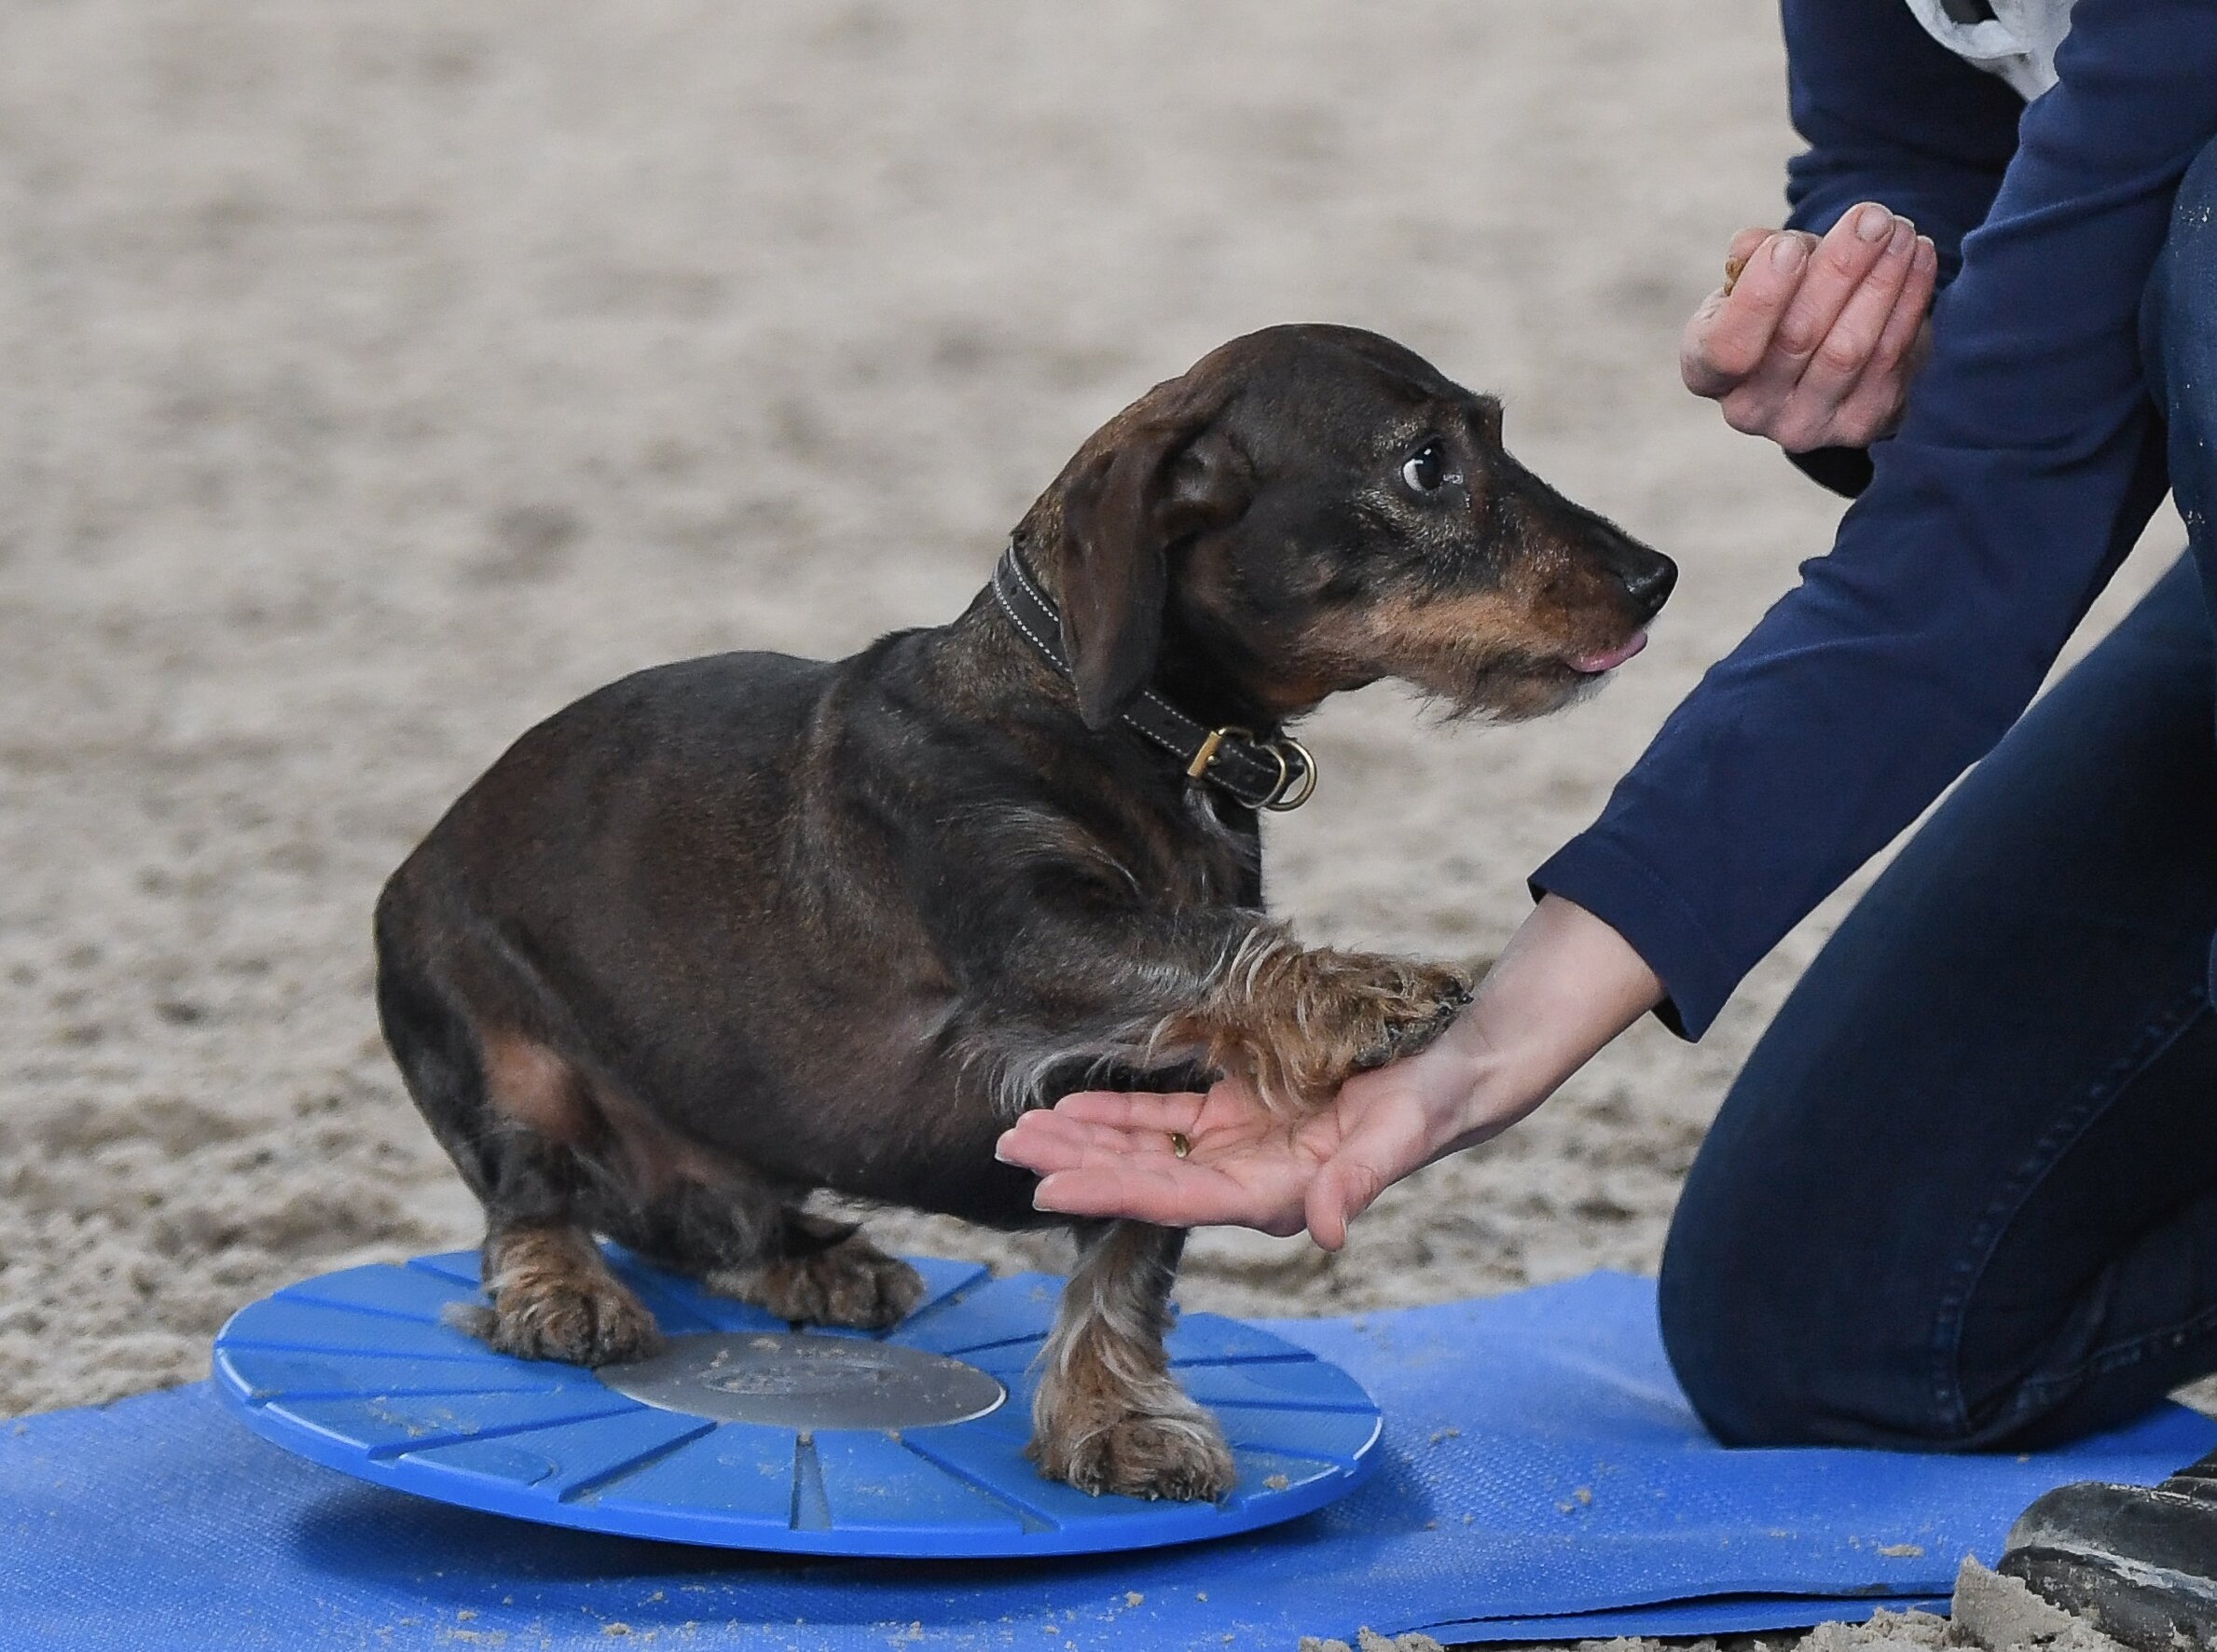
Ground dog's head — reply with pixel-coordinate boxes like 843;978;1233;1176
1022;324;1675;728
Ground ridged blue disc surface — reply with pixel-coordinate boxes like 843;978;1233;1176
212;1248;1381;1558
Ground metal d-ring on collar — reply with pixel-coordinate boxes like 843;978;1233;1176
989;543;1319;812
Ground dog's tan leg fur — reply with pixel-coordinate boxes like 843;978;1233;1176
1028;1221;1232;1502
450;1222;663;1366
1153;923;1475;1110
706;1230;926;1330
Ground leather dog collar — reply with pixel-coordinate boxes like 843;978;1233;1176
990;543;1317;812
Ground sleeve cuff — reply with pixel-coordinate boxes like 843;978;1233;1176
1529;832;1741;1041
1787;444;1875;497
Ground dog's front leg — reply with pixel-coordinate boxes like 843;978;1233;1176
1028;1219;1233;1500
961;905;1464;1497
1016;927;1469;1503
1153;919;1476;1111
976;904;1473;1117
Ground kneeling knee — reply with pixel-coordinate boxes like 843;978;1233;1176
1658;1240;1976;1452
2176;137;2217;259
2153;138;2217;358
1658;1254;1822;1447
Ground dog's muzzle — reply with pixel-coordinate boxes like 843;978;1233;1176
990;544;1318;812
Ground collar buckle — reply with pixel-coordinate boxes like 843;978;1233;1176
1184;725;1245;781
1190;725;1317;811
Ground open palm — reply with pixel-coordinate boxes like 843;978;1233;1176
997;898;1663;1249
995;1057;1447;1250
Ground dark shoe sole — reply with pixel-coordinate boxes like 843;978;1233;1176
2003;1480;2217;1651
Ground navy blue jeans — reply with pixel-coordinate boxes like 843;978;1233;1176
1658;137;2217;1452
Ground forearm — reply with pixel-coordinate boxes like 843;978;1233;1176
1406;894;1662;1163
1619;0;2217;1035
1539;417;2167;1040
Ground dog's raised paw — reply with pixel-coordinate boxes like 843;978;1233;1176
1028;1407;1236;1502
1350;961;1476;1070
709;1233;927;1330
1212;946;1479;1107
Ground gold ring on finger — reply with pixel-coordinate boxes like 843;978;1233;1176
1168;1132;1191;1159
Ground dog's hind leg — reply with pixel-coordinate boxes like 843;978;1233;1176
1028;1220;1232;1501
707;1211;928;1331
374;911;662;1367
627;1177;927;1332
453;1032;662;1366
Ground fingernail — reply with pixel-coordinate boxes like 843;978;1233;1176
1854;204;1893;242
1887;219;1914;256
1770;234;1806;270
1031;1177;1063;1211
1915;234;1937;267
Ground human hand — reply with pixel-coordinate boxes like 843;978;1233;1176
993;895;1664;1250
994;1012;1504;1251
1681;201;1937;452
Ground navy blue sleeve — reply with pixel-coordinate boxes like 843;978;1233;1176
1534;0;2215;1039
1779;0;2023;498
1779;0;2023;281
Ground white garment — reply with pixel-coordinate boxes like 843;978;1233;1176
1902;0;2076;99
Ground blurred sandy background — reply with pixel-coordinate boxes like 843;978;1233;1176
0;7;2188;1642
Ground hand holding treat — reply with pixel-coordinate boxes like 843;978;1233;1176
1681;201;1936;453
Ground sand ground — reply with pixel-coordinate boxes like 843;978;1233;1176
0;4;2192;1647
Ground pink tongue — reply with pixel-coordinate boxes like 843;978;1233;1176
1570;632;1648;674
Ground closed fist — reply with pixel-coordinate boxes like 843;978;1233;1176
1682;201;1937;453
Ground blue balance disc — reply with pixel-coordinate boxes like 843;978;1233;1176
212;1247;1382;1559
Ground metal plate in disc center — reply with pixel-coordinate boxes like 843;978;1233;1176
597;1330;1007;1430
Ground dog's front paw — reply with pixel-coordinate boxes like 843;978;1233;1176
1346;957;1477;1071
709;1232;927;1330
1242;950;1472;1105
1027;1397;1235;1502
454;1273;663;1367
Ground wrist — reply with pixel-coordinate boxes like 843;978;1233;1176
1419;1005;1539;1161
1427;894;1664;1155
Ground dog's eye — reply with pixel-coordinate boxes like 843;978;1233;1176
1400;442;1447;494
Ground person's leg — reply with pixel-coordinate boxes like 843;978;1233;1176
1988;131;2217;1652
1663;132;2217;1465
1659;543;2217;1453
2149;135;2217;656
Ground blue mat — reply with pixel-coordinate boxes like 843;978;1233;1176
3;1271;2209;1650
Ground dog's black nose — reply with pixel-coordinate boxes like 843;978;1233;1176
1620;550;1677;620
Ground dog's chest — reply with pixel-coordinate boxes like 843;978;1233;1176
1116;785;1261;911
1184;790;1261;901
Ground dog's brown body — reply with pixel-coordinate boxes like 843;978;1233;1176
374;324;1673;1500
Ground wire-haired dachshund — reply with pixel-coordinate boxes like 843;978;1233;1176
373;324;1674;1502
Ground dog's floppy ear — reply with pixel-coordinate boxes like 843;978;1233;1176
1058;392;1250;730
